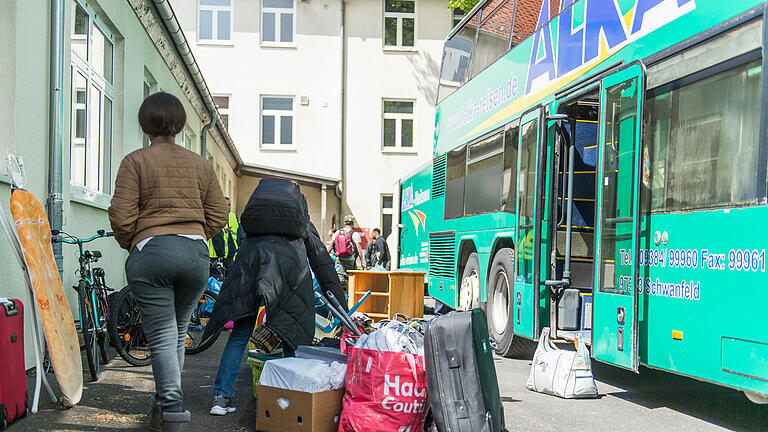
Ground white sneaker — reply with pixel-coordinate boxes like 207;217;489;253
209;396;236;415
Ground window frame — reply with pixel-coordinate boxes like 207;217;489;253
213;94;231;129
261;0;296;47
69;0;115;198
260;95;296;151
197;0;234;45
382;98;416;153
381;194;394;239
383;0;417;50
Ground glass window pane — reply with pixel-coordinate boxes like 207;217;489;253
263;97;293;110
382;195;393;209
385;0;414;13
516;119;538;283
280;115;293;144
383;119;396;147
465;133;503;214
384;17;398;46
200;9;213;40
201;0;231;6
72;72;88;186
280;13;293;42
402;18;415;47
102;98;112;193
262;115;275;144
103;36;113;84
221;114;229;129
471;0;513;77
502;125;519;212
262;13;276;42
383;213;393;239
438;23;477;102
72;4;88;60
88;86;102;191
645;59;763;211
445;145;467;219
92;27;106;77
264;0;293;8
401;119;413;147
384;100;413;113
213;96;229;109
217;10;231;40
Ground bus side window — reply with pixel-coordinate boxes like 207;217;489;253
445;144;467;219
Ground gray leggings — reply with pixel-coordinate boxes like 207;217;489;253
126;235;209;412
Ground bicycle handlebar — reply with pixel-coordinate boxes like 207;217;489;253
52;229;114;245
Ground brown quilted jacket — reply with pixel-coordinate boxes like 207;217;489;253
108;137;228;251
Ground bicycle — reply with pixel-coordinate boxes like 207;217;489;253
52;229;114;382
108;258;224;366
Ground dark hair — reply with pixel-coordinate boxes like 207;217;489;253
138;92;187;138
373;228;381;234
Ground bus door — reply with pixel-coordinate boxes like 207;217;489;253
593;63;644;372
513;108;543;340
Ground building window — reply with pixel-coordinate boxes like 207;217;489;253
382;100;414;151
381;194;393;239
179;128;196;153
70;2;114;195
261;96;294;148
213;95;230;129
452;8;465;28
199;0;232;42
262;0;295;45
384;0;415;48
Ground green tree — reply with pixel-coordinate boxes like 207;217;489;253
447;0;480;13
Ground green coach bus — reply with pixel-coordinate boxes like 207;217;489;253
397;0;768;402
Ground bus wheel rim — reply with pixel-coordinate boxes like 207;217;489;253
493;269;510;335
459;270;479;310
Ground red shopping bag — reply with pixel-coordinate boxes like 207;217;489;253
339;346;428;432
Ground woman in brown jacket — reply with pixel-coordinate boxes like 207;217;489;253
108;92;228;432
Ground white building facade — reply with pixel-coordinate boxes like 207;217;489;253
172;0;452;241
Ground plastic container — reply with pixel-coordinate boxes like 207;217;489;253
557;288;581;331
246;351;282;399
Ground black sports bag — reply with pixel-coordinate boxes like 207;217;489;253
240;178;309;238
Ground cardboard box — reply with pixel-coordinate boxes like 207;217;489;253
255;385;344;432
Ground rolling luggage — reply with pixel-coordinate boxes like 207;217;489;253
425;308;506;432
0;298;27;429
240;178;309;238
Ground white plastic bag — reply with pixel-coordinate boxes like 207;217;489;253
259;357;347;392
355;319;424;354
526;328;598;398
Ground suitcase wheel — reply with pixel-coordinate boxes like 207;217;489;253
1;404;7;430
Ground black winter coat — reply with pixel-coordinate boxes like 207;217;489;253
205;221;346;349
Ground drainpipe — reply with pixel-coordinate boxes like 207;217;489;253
200;108;217;157
338;0;345;226
48;0;65;277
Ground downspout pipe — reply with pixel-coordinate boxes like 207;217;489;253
338;0;345;228
48;0;65;277
200;108;217;157
150;0;243;167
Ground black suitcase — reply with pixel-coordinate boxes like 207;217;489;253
240;178;309;238
425;309;506;432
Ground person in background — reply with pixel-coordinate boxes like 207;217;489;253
364;235;377;270
371;228;391;270
109;92;228;432
330;215;363;289
208;197;240;270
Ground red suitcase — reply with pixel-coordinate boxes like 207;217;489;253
0;299;27;429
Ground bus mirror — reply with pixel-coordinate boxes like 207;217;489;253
547;113;569;121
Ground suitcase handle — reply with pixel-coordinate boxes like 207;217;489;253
1;299;18;317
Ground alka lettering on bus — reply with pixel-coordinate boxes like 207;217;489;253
401;184;430;212
526;0;696;96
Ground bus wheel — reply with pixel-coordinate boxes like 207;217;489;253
487;248;535;358
458;253;480;310
745;391;768;404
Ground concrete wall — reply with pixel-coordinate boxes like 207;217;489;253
0;0;237;368
176;0;343;181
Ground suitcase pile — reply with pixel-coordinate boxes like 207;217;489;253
0;298;27;429
425;309;507;432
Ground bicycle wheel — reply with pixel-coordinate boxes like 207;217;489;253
107;286;151;367
96;286;112;364
78;281;100;382
185;289;220;355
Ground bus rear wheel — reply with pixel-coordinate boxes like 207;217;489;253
486;248;535;359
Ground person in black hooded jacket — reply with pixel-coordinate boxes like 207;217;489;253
205;179;347;416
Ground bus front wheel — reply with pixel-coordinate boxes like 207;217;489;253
487;248;535;359
458;253;481;310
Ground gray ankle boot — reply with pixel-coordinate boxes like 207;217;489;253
161;410;191;432
149;395;161;432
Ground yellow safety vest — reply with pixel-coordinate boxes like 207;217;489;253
209;212;240;259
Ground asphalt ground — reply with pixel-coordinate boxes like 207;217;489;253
13;332;768;431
